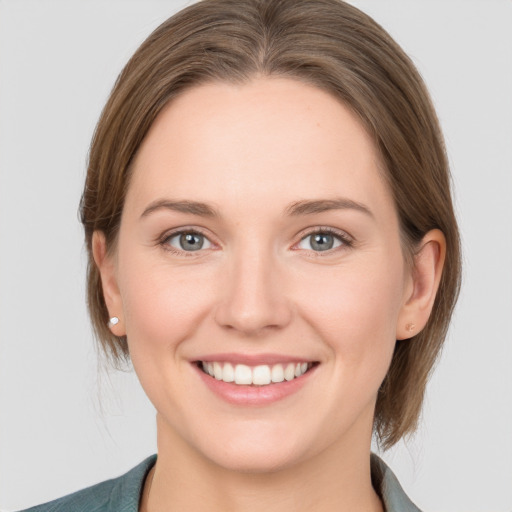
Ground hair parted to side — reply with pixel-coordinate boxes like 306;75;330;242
80;0;461;449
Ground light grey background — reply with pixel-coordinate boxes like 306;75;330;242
1;1;511;510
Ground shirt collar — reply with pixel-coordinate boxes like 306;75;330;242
113;454;421;512
371;453;422;512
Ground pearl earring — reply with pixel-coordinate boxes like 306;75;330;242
108;317;119;327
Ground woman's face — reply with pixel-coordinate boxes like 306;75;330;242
107;78;413;471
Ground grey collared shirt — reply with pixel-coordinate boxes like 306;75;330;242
371;454;422;512
19;454;421;512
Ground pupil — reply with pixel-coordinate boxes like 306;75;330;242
180;233;203;251
311;233;333;251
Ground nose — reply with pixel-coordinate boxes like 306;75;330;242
214;245;292;336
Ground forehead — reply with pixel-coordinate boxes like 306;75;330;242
127;77;393;217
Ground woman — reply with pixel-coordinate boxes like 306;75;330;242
18;0;461;510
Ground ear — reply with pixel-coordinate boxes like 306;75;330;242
92;231;126;336
396;229;446;340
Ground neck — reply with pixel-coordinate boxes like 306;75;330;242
142;414;383;512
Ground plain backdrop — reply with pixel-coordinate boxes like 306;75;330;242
0;1;511;510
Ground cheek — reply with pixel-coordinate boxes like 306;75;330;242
117;252;217;355
296;257;404;375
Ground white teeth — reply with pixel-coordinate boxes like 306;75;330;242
271;364;284;383
213;362;223;380
234;364;253;385
223;362;235;382
253;365;271;385
284;363;296;381
201;361;312;386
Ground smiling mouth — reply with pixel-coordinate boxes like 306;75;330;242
197;361;317;386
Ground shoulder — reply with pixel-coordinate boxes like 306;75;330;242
371;453;423;512
17;455;156;512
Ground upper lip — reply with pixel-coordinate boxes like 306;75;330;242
193;353;318;366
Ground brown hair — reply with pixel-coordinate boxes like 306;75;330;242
80;0;461;448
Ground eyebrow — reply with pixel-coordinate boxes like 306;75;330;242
140;199;219;219
140;197;373;220
285;198;374;218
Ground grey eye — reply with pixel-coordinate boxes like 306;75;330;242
168;232;212;251
298;232;343;252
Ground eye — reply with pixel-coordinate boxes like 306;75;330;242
297;230;348;252
165;231;212;252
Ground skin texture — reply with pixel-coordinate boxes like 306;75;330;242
94;78;445;512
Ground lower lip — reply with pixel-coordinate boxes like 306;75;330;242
194;364;317;406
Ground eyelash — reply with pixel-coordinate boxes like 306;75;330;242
295;227;354;254
158;226;354;256
159;227;213;257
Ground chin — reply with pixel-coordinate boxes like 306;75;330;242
189;418;322;474
203;442;304;474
